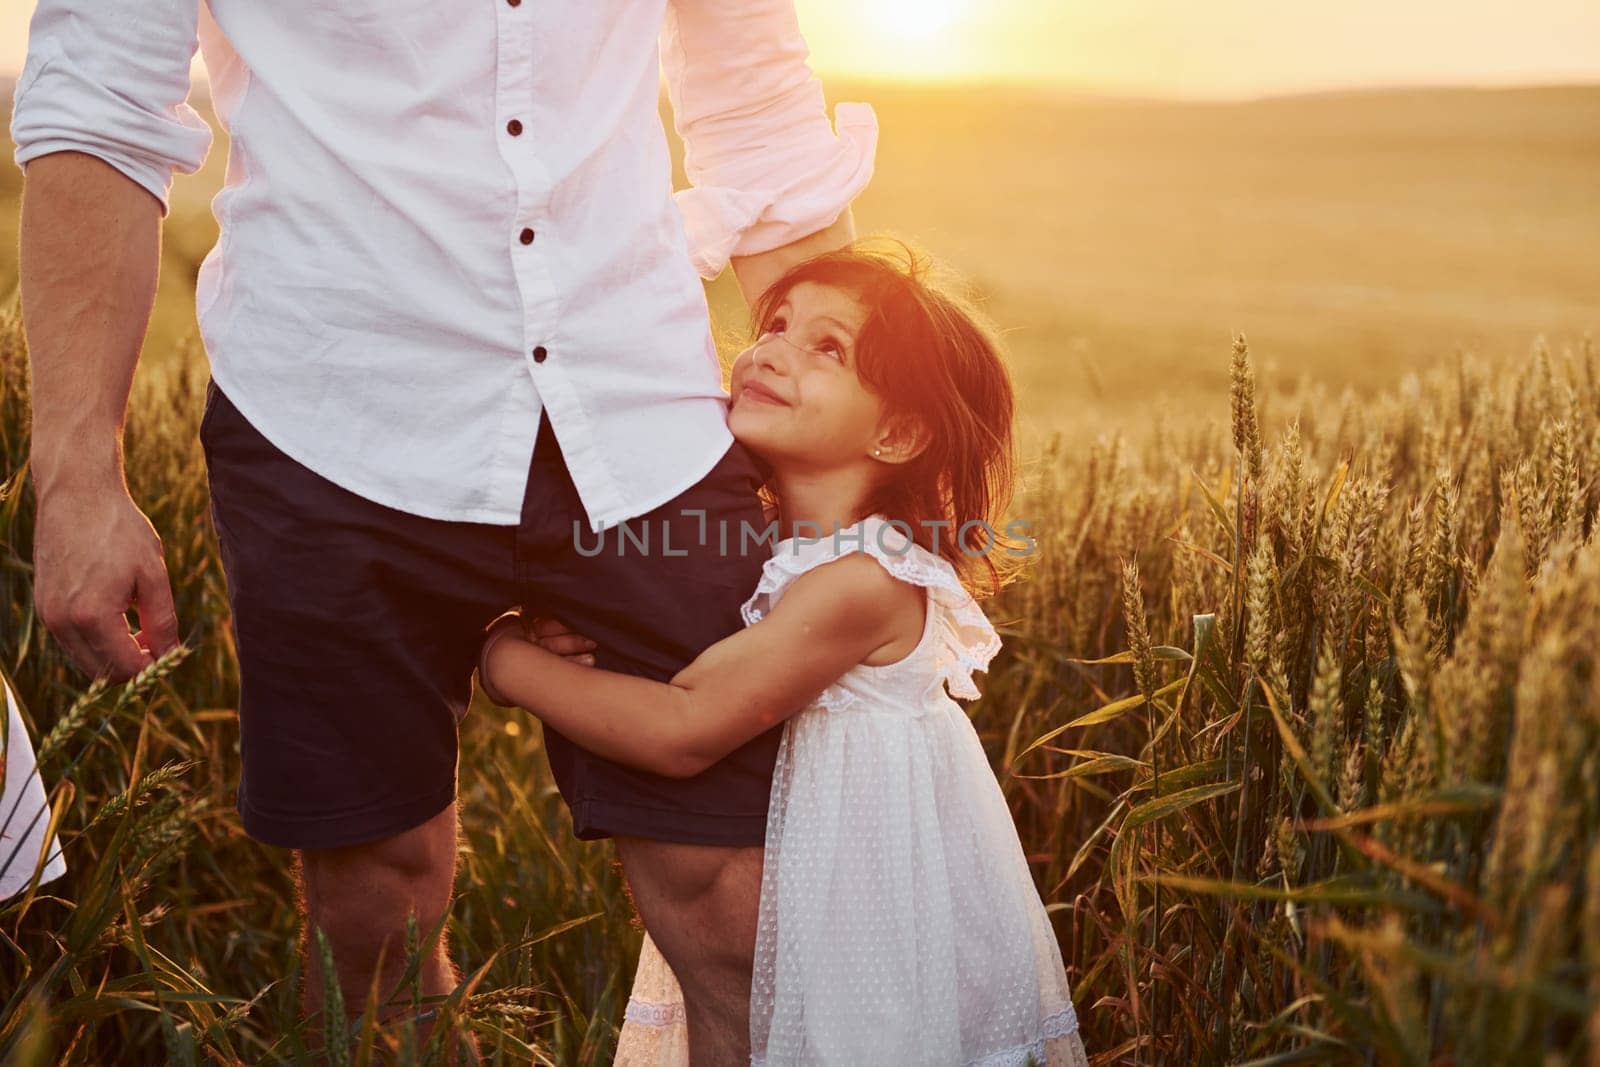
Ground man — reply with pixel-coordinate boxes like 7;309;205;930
12;0;876;1058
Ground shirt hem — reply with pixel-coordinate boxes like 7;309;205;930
208;361;530;526
208;364;739;530
581;426;735;536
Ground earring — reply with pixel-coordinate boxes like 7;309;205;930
873;448;882;456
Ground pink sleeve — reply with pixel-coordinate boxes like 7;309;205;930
10;0;213;219
660;0;879;280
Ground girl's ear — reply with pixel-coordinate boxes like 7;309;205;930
875;414;932;465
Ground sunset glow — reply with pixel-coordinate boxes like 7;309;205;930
866;0;968;40
2;1;1600;99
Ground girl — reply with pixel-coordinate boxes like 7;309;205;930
478;240;1089;1066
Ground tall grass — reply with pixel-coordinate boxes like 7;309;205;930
0;304;634;1063
2;284;1597;1063
997;331;1598;1064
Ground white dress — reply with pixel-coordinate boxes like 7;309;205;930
614;514;1088;1067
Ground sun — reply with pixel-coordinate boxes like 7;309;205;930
866;0;967;40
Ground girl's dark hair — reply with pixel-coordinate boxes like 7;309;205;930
746;234;1032;599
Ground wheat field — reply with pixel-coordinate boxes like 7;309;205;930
2;79;1598;1064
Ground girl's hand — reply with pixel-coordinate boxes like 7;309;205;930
477;610;599;707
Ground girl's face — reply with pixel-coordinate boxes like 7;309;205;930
727;281;884;471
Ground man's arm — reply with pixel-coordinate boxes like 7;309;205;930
22;154;162;504
729;206;857;316
21;154;180;682
486;553;905;778
660;0;878;309
11;0;214;681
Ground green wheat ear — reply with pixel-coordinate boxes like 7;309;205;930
400;910;424;1063
315;926;351;1067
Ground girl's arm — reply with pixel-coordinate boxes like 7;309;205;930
485;551;912;778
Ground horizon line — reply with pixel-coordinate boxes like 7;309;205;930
807;71;1600;105
0;69;1596;108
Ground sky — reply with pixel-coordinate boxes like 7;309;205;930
3;0;1599;101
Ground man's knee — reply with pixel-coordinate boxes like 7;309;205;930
617;836;762;906
299;802;459;965
615;837;762;989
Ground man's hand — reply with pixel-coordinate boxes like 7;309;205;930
523;614;598;664
478;611;598;707
32;484;181;682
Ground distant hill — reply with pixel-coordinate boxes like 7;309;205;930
3;78;1595;442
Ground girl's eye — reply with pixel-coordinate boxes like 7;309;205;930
767;316;845;362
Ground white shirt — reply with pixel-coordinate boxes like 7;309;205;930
10;0;878;532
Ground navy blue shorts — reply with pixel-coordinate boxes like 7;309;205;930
198;375;780;851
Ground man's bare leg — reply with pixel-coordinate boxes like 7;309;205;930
298;802;476;1060
614;836;764;1065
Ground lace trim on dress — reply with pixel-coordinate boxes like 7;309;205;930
740;515;1003;701
962;1005;1086;1067
623;997;686;1027
751;1006;1083;1067
931;577;1004;702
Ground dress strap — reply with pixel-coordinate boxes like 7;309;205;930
740;515;1003;700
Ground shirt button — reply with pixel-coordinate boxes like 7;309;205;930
532;346;548;363
506;118;523;136
507;0;520;6
519;227;535;245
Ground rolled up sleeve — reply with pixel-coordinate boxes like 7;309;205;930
661;0;879;280
9;0;213;219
